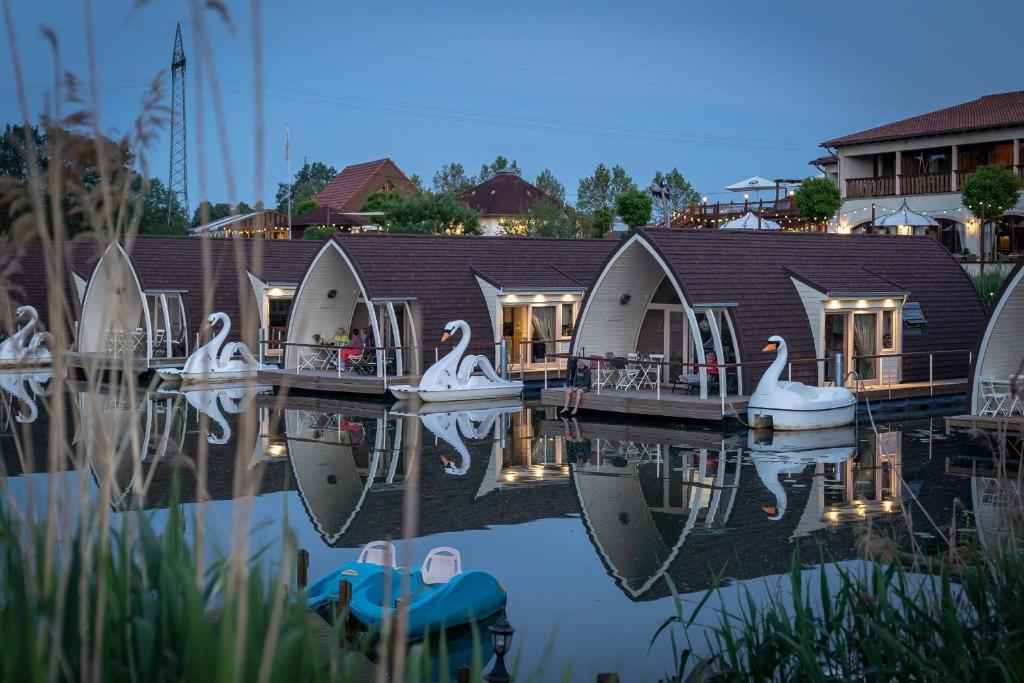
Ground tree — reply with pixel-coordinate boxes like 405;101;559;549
191;201;232;226
793;176;841;231
651;168;700;225
616;188;653;228
302;225;337;240
587;207;615;237
500;198;576;238
365;190;479;235
478;155;521;182
409;173;425;193
293;198;318;215
275;159;337;212
961;165;1022;272
576;164;636;215
134;177;188;235
534;169;566;203
432;162;475;194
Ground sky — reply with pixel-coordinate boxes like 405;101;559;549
2;0;1022;210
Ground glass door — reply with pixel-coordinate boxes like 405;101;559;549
824;313;846;385
529;305;556;363
853;313;877;382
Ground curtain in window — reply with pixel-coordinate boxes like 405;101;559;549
853;314;876;380
531;307;555;361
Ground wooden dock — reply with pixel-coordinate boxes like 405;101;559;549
65;352;184;374
855;379;967;402
539;418;743;449
538;387;747;422
257;368;420;396
944;413;1024;435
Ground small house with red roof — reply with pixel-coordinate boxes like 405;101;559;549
820;91;1024;268
458;171;561;236
314;158;417;213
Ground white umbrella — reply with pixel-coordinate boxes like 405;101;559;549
721;211;781;230
725;176;777;193
874;199;938;230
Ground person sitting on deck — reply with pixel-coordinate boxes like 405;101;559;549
676;352;719;393
341;328;364;368
560;358;592;416
333;327;350;346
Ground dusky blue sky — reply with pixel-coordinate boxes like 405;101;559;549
2;0;1021;209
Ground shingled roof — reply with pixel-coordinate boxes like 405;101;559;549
314;158;417;212
330;234;615;359
615;229;986;389
1;239;104;336
822;91;1024;147
94;237;323;346
458;172;558;217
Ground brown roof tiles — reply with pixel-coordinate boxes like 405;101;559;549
458;173;558;217
822;91;1024;147
314;158;417;212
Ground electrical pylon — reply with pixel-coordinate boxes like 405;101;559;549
167;22;189;226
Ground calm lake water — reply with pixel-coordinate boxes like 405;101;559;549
0;378;992;681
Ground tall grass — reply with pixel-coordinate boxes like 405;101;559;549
972;271;1008;311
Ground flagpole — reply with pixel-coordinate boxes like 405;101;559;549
285;124;292;239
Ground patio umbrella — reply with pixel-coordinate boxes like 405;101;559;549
725;176;777;194
721;211;781;230
874;199;937;235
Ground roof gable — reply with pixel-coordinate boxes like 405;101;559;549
314;158;416;212
822;91;1024;147
458;173;558;217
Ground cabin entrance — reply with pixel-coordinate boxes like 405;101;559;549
144;292;187;359
501;302;575;372
824;306;901;387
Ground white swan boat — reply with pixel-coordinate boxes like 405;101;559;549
392;398;522;475
747;335;855;430
389;320;523;403
0;370;52;423
157;312;265;385
748;427;856;520
0;306;52;368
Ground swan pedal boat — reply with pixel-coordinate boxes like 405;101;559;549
307;544;506;639
747;336;856;431
158;312;265;385
0;306;52;369
390;320;523;403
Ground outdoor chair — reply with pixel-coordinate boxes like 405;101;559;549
297;348;326;372
979;377;1009;416
641;353;664;389
615;353;642;391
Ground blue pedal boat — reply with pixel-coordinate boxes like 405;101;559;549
306;540;400;615
307;544;506;640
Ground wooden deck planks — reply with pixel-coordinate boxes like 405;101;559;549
855;379;967;402
944;413;1024;435
539;418;743;449
538;387;747;422
256;368;419;396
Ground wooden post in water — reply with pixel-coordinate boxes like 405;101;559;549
297;549;310;589
596;674;620;683
335;579;352;644
455;666;471;683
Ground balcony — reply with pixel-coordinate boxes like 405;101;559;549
846;166;1024;198
846;176;895;199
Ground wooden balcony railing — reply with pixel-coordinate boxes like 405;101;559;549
900;172;951;195
846;176;895;198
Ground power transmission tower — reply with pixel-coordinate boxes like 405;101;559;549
167;22;189;227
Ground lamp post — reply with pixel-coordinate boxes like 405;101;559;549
484;613;515;682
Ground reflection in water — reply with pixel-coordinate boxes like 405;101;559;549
4;384;1011;681
0;370;52;424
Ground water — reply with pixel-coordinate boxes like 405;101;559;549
0;377;995;681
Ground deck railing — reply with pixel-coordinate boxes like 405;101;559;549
553;348;975;417
846;176;896;198
899;172;951;195
260;340;416;385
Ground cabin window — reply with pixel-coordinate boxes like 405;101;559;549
561;303;575;337
882;310;895;350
